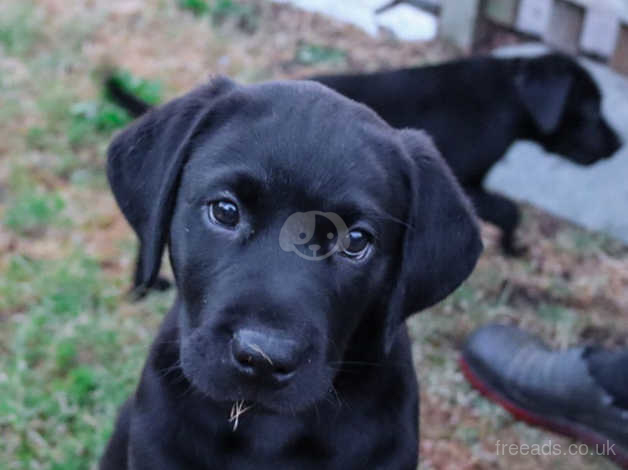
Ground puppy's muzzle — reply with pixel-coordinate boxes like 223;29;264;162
230;329;305;386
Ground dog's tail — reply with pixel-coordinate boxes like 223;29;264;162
105;76;153;118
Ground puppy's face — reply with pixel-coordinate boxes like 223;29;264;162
517;55;621;165
170;94;407;412
108;78;481;414
543;68;620;165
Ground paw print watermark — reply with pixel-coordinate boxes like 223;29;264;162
279;211;350;261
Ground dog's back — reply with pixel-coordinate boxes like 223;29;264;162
313;57;524;182
311;54;619;181
311;54;620;256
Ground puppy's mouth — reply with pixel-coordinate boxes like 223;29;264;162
193;375;326;415
180;346;330;415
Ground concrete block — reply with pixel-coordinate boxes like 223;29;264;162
485;0;519;26
611;24;628;75
545;0;585;54
439;0;482;51
516;0;553;37
580;8;620;58
376;4;438;41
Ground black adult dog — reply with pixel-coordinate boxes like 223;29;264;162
311;53;621;255
100;77;482;469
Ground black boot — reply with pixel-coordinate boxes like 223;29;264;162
460;324;628;469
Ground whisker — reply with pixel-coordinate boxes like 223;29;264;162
329;383;344;410
156;361;183;379
248;343;273;366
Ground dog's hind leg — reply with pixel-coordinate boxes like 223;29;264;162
465;186;526;257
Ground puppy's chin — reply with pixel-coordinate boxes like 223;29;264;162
179;342;331;414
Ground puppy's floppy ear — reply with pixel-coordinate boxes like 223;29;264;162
384;129;482;352
514;54;574;134
107;76;236;297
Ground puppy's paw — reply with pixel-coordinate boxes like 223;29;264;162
128;276;173;302
501;238;528;257
153;276;172;291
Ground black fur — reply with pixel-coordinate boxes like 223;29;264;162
311;53;621;255
100;77;482;469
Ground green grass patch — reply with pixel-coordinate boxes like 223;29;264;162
536;304;575;325
3;191;65;236
68;71;162;145
177;0;258;29
67;100;131;144
295;42;346;66
0;3;40;56
0;252;100;314
557;227;627;257
210;0;257;27
24;70;162;159
0;95;21;124
0;250;171;469
178;0;210;16
3;166;66;236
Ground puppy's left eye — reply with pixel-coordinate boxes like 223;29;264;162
208;200;239;228
342;230;372;258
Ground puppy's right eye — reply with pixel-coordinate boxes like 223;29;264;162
208;200;239;228
341;229;372;259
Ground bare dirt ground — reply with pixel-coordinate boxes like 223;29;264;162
1;1;627;469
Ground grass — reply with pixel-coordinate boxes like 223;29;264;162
12;68;162;181
0;3;40;56
2;166;66;236
0;5;169;466
32;70;163;149
178;0;211;16
295;42;347;66
558;227;628;257
3;191;65;236
178;0;258;30
0;250;173;469
0;253;171;469
69;69;162;145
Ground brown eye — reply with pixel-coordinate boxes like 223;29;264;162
209;200;239;228
342;230;371;258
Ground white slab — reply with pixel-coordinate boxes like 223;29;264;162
516;0;553;37
489;44;628;243
376;4;438;41
581;9;620;57
273;0;437;40
273;0;390;36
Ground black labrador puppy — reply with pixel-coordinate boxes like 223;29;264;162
100;77;482;469
311;53;621;255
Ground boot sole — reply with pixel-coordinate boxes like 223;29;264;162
459;355;628;469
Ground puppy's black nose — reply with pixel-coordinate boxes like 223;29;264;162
231;329;303;384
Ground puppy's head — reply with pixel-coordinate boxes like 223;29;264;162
107;77;481;413
514;53;621;165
